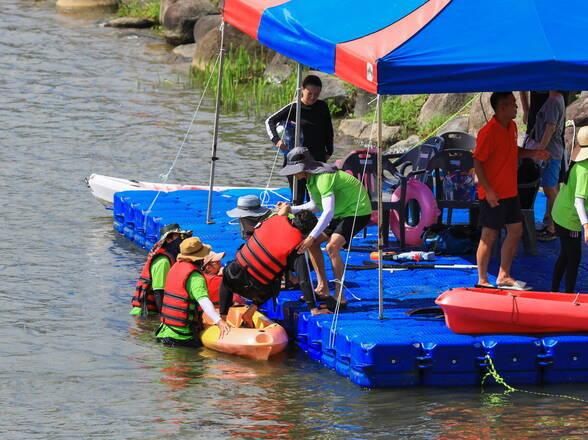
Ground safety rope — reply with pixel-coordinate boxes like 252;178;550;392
481;354;588;403
141;50;221;232
421;93;481;141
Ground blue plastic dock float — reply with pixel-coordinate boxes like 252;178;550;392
113;187;588;388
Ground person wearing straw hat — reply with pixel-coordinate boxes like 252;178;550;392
551;126;588;293
156;237;231;347
226;194;272;240
278;147;372;306
130;223;191;316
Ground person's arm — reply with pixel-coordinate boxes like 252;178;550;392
297;194;335;254
473;158;499;207
218;279;233;318
290;194;318;213
519;147;550;161
519;91;529;124
266;103;295;150
574;196;588;246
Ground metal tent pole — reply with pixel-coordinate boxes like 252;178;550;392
292;63;302;204
376;94;384;320
206;22;226;224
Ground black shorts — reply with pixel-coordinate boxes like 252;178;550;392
323;214;372;244
479;196;522;230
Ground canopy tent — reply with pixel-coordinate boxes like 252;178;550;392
224;0;588;94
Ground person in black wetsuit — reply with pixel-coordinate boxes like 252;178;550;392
265;74;334;203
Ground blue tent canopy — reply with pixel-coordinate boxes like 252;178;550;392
224;0;588;94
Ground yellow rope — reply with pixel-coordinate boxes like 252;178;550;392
420;92;481;141
481;354;588;403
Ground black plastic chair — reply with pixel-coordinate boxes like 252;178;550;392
389;143;441;185
440;131;476;151
426;149;479;226
338;149;417;249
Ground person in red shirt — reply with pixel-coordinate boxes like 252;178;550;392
473;92;549;289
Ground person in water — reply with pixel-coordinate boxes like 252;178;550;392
130;223;191;316
279;147;372;308
156;237;231;347
551;126;588;293
219;203;329;327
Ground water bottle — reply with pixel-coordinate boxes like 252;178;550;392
276;121;303;155
391;251;435;262
442;172;454;201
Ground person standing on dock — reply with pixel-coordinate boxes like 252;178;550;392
551;126;588;293
279;147;372;306
266;74;334;203
156;237;231;347
130;223;191;316
473;92;549;290
219;204;328;326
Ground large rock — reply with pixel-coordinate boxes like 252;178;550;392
162;0;217;46
193;14;221;43
437;115;469;134
385;135;421;155
57;0;118;8
192;23;269;70
418;93;474;125
103;17;156;28
338;119;401;145
354;88;376;118
263;53;295;84
468;92;526;134
566;95;588;127
173;43;196;60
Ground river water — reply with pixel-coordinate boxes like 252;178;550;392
2;1;588;439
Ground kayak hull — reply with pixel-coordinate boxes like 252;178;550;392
435;287;588;334
200;306;288;361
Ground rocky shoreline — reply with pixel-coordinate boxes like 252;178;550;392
58;0;588;155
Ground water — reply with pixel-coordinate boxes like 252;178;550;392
2;1;588;438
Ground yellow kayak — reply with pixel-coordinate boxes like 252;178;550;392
200;305;289;361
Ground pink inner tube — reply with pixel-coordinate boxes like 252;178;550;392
389;179;440;246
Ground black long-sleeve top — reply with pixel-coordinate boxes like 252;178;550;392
265;100;334;162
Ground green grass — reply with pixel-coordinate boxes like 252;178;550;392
116;0;160;22
365;95;428;139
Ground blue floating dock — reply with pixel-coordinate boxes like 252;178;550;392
113;187;588;388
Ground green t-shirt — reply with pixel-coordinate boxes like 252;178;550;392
155;271;209;340
130;254;172;316
553;161;588;231
306;170;372;219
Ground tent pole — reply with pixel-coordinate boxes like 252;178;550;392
292;63;302;204
377;94;384;320
206;22;226;224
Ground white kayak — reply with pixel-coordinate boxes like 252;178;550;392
85;173;276;206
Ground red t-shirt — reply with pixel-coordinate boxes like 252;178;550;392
473;116;518;200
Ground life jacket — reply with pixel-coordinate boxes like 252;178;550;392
131;248;174;314
160;261;216;328
201;272;245;306
236;215;303;285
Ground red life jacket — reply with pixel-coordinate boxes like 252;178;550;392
160;261;217;328
202;272;222;304
131;248;174;313
236;215;303;285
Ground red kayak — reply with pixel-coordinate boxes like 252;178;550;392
435;287;588;334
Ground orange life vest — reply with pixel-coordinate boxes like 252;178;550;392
236;215;303;285
160;261;217;328
131;248;174;314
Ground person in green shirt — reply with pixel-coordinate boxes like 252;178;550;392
130;223;191;316
156;237;231;347
551;126;588;292
279;147;372;308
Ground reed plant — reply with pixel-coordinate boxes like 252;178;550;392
116;0;160;22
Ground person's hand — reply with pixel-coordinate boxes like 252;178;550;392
297;236;315;254
532;149;550;161
485;189;499;208
583;224;588;246
216;319;231;338
276;140;288;152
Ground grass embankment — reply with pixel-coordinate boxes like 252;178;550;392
116;0;160;21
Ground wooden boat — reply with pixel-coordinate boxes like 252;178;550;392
200;305;289;361
85;173;276;206
435;287;588;334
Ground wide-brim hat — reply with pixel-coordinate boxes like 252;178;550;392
226;194;271;218
572;126;588;162
176;237;212;262
278;147;338;176
149;223;192;254
203;251;225;267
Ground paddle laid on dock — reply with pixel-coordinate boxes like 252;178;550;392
347;261;477;270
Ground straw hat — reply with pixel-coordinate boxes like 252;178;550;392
571;126;588;163
278;147;338;176
226;195;270;218
176;237;211;262
203;251;225;267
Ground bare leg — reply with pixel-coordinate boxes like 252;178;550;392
476;227;498;286
543;186;559;233
307;233;329;297
496;222;523;285
325;233;348;301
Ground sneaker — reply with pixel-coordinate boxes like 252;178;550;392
537;229;557;242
